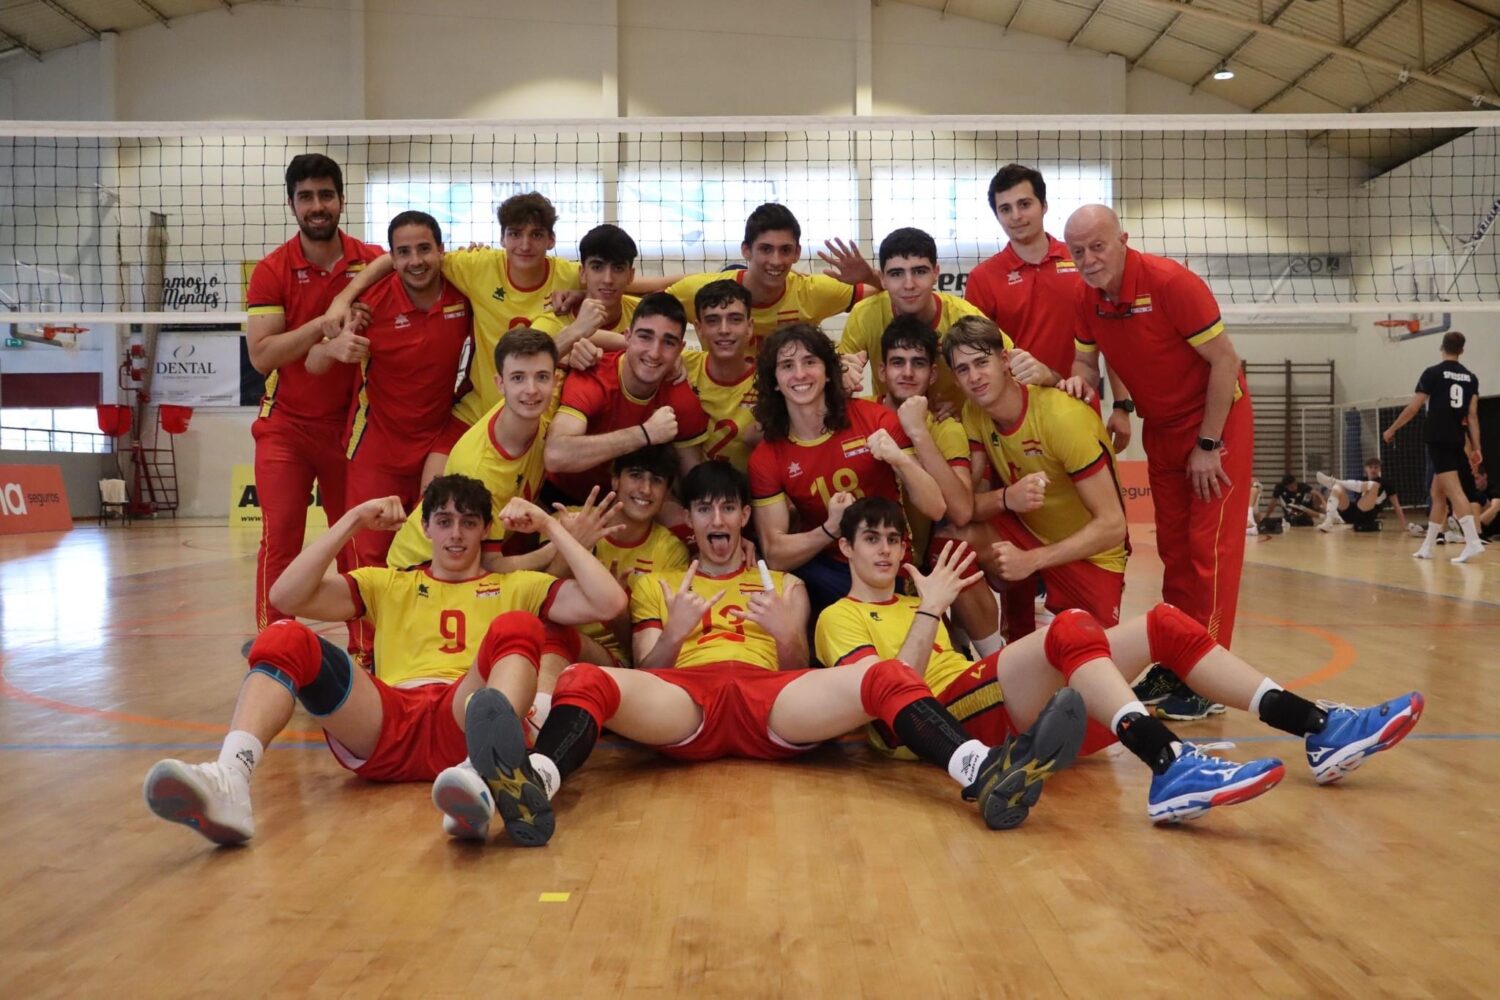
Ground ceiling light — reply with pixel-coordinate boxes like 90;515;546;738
1212;64;1235;81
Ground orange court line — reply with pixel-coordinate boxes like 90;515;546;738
1239;610;1357;691
0;651;325;743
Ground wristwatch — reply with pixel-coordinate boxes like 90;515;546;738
1112;399;1135;413
1197;436;1223;451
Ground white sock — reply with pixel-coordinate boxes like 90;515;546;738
971;631;1003;659
1460;515;1481;545
1110;699;1150;733
1248;677;1282;716
525;692;552;741
1418;521;1442;551
218;730;263;785
946;739;989;786
1335;478;1369;493
528;753;561;800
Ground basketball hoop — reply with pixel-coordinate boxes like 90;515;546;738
1374;316;1421;342
40;324;86;341
11;324;86;350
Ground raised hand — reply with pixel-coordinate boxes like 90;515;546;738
324;312;371;364
549;289;586;315
817;238;879;286
897;394;929;438
498;496;552;536
643;406;679;446
566;337;604;370
573;297;609;334
355;496;406;532
822;490;857;538
661;562;725;634
840;350;868;397
990;540;1039;582
903;540;982;615
1006;348;1055;387
1004;471;1048;513
867;427;905;465
552;486;626;550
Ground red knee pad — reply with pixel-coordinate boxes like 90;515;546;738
551;662;621;726
859;659;932;727
1146;603;1216;680
246;619;323;687
476;611;545;680
1043;608;1112;680
542;622;582;662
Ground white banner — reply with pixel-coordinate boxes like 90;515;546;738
126;262;242;313
150;331;242;406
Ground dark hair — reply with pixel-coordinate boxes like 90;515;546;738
387;210;442;247
839;496;908;543
285;153;344;200
498;192;557;234
613;443;678;483
941;315;1008;368
631;291;688;333
743;203;801;246
1441;331;1466;355
421;474;493;526
579;224;638;266
987;163;1046;213
878;227;939;269
680;460;750;507
493;326;559;373
880;314;940;364
1364;456;1382;469
694;277;752;317
1279;474;1297;487
753;323;848;442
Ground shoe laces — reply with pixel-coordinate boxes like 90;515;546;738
1177;740;1237;761
1314;698;1355;715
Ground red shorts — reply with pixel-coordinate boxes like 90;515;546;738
644;663;818;762
990;512;1124;625
324;677;466;783
935;648;1117;756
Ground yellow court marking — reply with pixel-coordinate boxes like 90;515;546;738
539;892;571;903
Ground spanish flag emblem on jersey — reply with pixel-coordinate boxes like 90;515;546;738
841;436;870;458
443;302;467;318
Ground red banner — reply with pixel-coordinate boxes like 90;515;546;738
1115;460;1156;525
0;465;74;535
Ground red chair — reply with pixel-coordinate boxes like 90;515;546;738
159;404;194;435
96;404;132;438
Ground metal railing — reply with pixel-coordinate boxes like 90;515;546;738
0;425;111;454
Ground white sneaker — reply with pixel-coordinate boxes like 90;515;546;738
144;759;254;845
1451;543;1484;564
1315;471;1336;490
1408;522;1427;536
432;759;494;840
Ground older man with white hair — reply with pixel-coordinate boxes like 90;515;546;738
1062;205;1253;721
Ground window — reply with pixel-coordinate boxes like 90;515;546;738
0;408;111;453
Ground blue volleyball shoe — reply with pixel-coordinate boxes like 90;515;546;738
1306;692;1424;785
1147;742;1285;823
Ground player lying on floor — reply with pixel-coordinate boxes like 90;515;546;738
143;475;626;846
429;460;1089;845
815;497;1425;823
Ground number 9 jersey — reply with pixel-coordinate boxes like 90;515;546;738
343;566;563;687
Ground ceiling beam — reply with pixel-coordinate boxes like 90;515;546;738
38;0;101;41
130;0;171;28
0;27;41;60
1005;0;1026;33
1358;23;1500;112
1069;0;1108;46
1254;0;1414;111
1121;0;1500;108
1128;9;1185;71
1188;0;1298;90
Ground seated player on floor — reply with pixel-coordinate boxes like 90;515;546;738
817;497;1425;823
1314;458;1409;535
430;462;1088;846
143;475;627;847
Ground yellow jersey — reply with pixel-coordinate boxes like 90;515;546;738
347;566;561;687
838;291;1010;410
583;522;690;664
385;395;557;569
441;248;581;424
680;349;759;471
528;295;639;342
814;593;973;697
961;384;1127;573
629;564;788;670
668;269;859;349
906;411;970;563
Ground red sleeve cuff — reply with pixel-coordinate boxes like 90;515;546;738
1068;450;1110;482
834;644;877;667
538;577;566;620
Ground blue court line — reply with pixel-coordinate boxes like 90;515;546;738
3;733;1498;752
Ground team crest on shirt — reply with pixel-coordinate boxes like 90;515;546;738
787;462;804;478
1056;260;1079;273
990;432;1001;446
394;313;412;329
443;303;467;320
492;287;507;302
417;583;430;598
475;583;503;598
1131;295;1153;315
294;268;311;285
841;437;870;459
344;262;366;278
869;610;883;621
1022;438;1044;457
1007;270;1023;285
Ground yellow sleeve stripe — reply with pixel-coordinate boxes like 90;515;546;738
556;404;588;424
1184;318;1225;347
247;305;285;316
1074;338;1098;352
751;492;787;508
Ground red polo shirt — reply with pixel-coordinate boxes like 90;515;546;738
345;272;474;472
965;234;1083;378
1073;249;1245;428
246;231;386;423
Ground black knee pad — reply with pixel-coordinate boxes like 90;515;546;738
297;637;355;716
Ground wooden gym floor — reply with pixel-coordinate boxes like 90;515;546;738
0;519;1495;999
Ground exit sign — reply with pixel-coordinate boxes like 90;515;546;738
4;338;24;348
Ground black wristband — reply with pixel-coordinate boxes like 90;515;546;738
641;424;652;446
1001;486;1010;512
820;523;838;541
915;610;940;621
